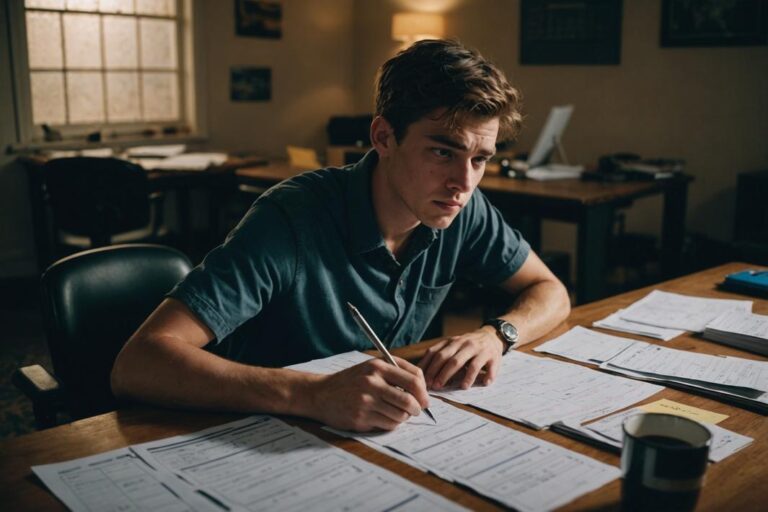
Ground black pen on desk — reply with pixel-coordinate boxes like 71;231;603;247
346;302;437;424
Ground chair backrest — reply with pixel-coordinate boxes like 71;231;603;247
43;157;151;247
41;244;192;419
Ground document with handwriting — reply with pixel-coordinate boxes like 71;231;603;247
33;448;220;512
329;400;619;512
594;309;685;341
133;415;466;512
618;290;752;332
432;351;662;429
534;326;641;364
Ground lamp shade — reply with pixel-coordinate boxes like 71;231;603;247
392;12;445;42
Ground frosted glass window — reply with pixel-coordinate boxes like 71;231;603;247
103;16;137;68
26;12;63;69
25;0;65;8
106;72;140;121
67;71;105;123
142;72;178;120
63;13;102;68
136;0;175;16
139;18;176;69
99;0;134;14
30;72;66;124
66;0;99;11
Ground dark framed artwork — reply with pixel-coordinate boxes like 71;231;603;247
235;0;282;39
661;0;768;47
520;0;623;65
230;67;271;102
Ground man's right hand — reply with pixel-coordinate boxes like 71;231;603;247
307;357;430;432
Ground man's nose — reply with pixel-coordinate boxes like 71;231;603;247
447;160;474;193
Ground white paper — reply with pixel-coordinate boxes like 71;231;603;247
706;310;768;339
33;447;219;512
134;415;465;512
594;309;685;341
583;408;753;463
603;342;768;393
328;400;619;512
149;153;229;171
534;325;641;364
285;350;373;374
432;351;662;429
126;144;187;158
619;290;752;332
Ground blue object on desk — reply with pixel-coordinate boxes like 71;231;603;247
719;270;768;298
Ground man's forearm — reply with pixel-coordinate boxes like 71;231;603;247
111;335;321;417
497;278;570;347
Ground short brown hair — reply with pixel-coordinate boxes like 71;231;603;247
374;39;522;142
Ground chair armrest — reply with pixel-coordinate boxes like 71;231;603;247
13;365;63;429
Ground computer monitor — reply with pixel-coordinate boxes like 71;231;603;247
526;105;573;169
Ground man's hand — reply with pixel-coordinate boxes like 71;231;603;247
309;357;430;432
418;327;503;390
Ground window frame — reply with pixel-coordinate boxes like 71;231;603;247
7;0;207;149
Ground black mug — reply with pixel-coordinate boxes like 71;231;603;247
621;413;711;512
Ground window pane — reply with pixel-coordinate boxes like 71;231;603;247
26;0;65;8
136;0;175;16
106;72;140;121
99;0;134;13
30;72;66;124
142;72;178;121
66;0;99;11
104;16;138;68
26;12;63;69
63;13;102;68
140;18;177;69
67;71;105;123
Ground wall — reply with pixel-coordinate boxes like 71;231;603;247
352;0;768;261
201;0;356;157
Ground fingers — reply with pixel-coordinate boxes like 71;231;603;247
421;336;501;390
374;359;429;409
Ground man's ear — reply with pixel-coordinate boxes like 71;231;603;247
370;116;396;156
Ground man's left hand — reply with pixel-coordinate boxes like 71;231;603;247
418;327;503;390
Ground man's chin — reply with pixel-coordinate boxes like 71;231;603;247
422;214;458;230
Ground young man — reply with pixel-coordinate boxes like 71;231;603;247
111;40;570;432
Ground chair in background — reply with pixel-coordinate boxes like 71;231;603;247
13;244;192;428
40;157;169;265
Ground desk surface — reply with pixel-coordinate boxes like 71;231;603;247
1;263;765;511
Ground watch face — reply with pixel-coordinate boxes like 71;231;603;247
500;322;518;342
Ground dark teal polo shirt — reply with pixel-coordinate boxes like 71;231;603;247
169;151;530;367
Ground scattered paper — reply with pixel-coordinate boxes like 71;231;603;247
594;309;685;341
125;144;187;158
534;325;640;364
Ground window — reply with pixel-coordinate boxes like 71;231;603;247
12;0;198;143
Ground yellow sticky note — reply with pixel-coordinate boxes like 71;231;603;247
640;399;728;425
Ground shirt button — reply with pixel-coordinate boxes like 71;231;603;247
398;279;404;287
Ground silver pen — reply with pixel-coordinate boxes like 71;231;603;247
346;302;437;424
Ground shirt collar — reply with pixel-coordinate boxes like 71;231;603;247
345;150;439;257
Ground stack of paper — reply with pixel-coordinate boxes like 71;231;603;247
703;310;768;356
536;327;768;413
125;144;187;158
552;405;753;463
593;309;685;341
144;152;229;171
34;415;466;512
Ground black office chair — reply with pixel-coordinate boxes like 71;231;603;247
13;244;192;429
42;156;168;253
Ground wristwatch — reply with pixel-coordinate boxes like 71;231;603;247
482;318;519;354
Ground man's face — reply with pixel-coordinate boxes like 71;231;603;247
378;111;499;230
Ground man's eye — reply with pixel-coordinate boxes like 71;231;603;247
472;156;489;166
431;148;452;158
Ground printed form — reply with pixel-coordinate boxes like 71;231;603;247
594;309;685;341
329;400;619;512
431;351;662;429
133;415;466;512
618;290;752;332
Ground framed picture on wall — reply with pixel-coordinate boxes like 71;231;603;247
235;0;282;39
231;67;272;102
661;0;768;47
520;0;623;65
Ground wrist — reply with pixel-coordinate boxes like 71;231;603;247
283;370;325;418
480;325;506;354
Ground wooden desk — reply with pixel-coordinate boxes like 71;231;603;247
237;163;693;304
1;263;765;510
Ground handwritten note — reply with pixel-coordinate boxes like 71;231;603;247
640;399;728;424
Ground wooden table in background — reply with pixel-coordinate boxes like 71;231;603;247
236;163;693;304
1;263;765;510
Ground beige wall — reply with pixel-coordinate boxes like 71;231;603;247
201;0;356;157
352;0;768;257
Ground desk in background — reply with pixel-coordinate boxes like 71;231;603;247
2;262;764;511
236;162;693;304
